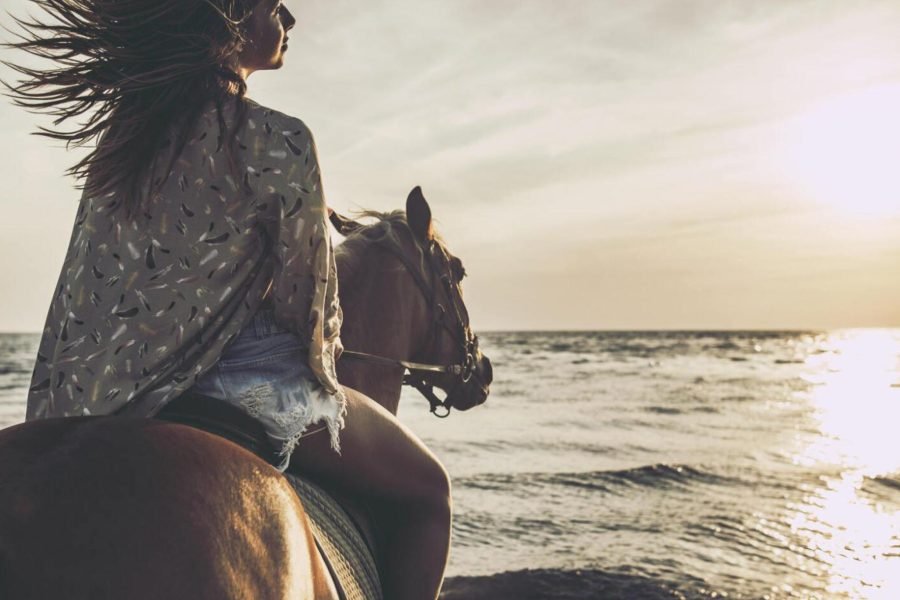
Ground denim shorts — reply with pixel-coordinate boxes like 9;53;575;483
190;307;344;471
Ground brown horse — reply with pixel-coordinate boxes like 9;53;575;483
0;188;492;599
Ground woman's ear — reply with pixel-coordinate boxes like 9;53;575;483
406;186;433;243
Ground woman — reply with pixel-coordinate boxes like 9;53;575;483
5;0;450;597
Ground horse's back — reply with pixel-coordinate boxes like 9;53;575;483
0;417;332;600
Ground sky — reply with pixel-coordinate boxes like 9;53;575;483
0;0;898;332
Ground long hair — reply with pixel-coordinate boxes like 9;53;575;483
2;0;260;218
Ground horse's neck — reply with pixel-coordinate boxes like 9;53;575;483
337;245;423;415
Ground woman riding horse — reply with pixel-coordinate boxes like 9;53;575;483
5;0;456;597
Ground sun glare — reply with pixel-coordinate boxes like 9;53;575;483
791;329;900;598
778;84;900;218
794;330;900;477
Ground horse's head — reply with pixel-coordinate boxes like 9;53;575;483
333;187;492;414
402;187;492;412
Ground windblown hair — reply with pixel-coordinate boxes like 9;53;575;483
2;0;261;218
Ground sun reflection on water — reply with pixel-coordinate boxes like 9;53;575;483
789;329;900;598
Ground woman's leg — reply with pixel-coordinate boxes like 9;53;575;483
288;385;451;600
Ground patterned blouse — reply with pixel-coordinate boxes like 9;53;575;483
26;98;345;422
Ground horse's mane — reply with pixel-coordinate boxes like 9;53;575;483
335;209;447;284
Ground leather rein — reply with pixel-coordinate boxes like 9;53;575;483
329;211;481;417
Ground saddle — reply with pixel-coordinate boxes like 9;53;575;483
155;392;383;600
155;390;280;465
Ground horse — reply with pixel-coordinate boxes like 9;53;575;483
0;187;492;599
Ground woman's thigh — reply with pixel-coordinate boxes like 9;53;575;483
288;386;449;506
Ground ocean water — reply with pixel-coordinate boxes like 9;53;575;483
2;329;900;599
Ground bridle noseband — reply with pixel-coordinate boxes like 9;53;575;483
330;211;484;417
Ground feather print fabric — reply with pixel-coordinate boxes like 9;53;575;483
26;98;345;422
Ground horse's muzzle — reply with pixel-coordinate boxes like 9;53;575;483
446;352;492;411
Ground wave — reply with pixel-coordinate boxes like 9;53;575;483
703;341;742;351
860;475;900;508
456;464;742;495
597;464;740;488
600;342;694;358
0;364;27;376
435;437;636;458
645;405;682;415
869;475;900;492
643;405;719;415
441;567;708;599
481;331;833;366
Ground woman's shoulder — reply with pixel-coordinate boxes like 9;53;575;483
238;99;321;191
194;97;314;145
243;98;314;140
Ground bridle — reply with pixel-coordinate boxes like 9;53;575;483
330;211;485;417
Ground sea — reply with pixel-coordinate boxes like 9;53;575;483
2;329;899;599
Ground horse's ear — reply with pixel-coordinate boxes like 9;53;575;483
406;186;433;243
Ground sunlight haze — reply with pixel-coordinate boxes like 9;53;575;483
1;0;898;331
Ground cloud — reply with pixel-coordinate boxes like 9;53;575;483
2;0;900;329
